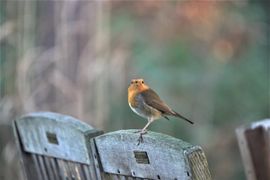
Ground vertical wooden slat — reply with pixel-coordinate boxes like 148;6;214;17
245;127;270;180
23;153;42;180
44;156;57;180
73;163;85;180
67;161;76;179
37;155;49;180
188;149;211;180
56;159;69;180
31;154;44;180
67;161;81;180
84;134;95;179
63;160;73;178
82;164;94;180
49;157;61;180
89;139;102;180
236;120;270;180
236;126;256;180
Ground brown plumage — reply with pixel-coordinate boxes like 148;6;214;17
128;78;193;144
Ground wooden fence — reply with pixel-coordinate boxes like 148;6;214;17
236;119;270;180
13;112;211;180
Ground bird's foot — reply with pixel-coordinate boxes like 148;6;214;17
134;129;148;134
137;134;143;146
136;130;147;146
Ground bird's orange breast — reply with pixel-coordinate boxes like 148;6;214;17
128;84;149;108
128;88;138;108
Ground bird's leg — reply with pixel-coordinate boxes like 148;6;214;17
134;120;151;134
137;118;153;145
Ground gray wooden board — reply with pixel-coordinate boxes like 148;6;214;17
22;112;95;131
89;138;103;180
94;129;197;180
13;120;42;180
186;148;211;180
236;119;270;180
15;112;99;165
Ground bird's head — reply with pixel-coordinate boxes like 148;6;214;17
128;78;149;93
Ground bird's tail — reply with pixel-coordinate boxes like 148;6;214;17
172;111;194;124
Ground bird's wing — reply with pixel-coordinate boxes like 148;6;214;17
140;89;194;124
140;89;174;115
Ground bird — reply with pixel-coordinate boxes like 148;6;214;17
128;78;194;145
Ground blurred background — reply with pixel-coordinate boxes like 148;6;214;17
0;1;269;179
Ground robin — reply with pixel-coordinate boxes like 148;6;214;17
128;78;194;145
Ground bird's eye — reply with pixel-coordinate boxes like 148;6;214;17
142;81;144;84
135;81;138;83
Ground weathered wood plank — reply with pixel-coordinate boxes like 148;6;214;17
236;126;256;180
16;115;91;164
37;155;49;180
13;121;42;180
13;112;103;180
56;159;70;179
94;130;211;180
67;162;83;179
49;157;61;180
246;127;270;180
14;112;211;180
44;156;57;180
73;163;85;180
82;164;93;180
187;149;211;180
89;139;103;180
30;154;44;180
236;119;270;180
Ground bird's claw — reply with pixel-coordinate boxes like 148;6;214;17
136;130;147;146
137;134;143;145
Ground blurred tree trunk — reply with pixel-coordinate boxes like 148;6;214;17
16;1;114;129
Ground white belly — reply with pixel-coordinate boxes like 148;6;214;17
128;103;161;120
129;103;147;119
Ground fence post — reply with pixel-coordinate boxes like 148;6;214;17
93;129;211;180
236;119;270;180
14;112;211;180
13;112;103;180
